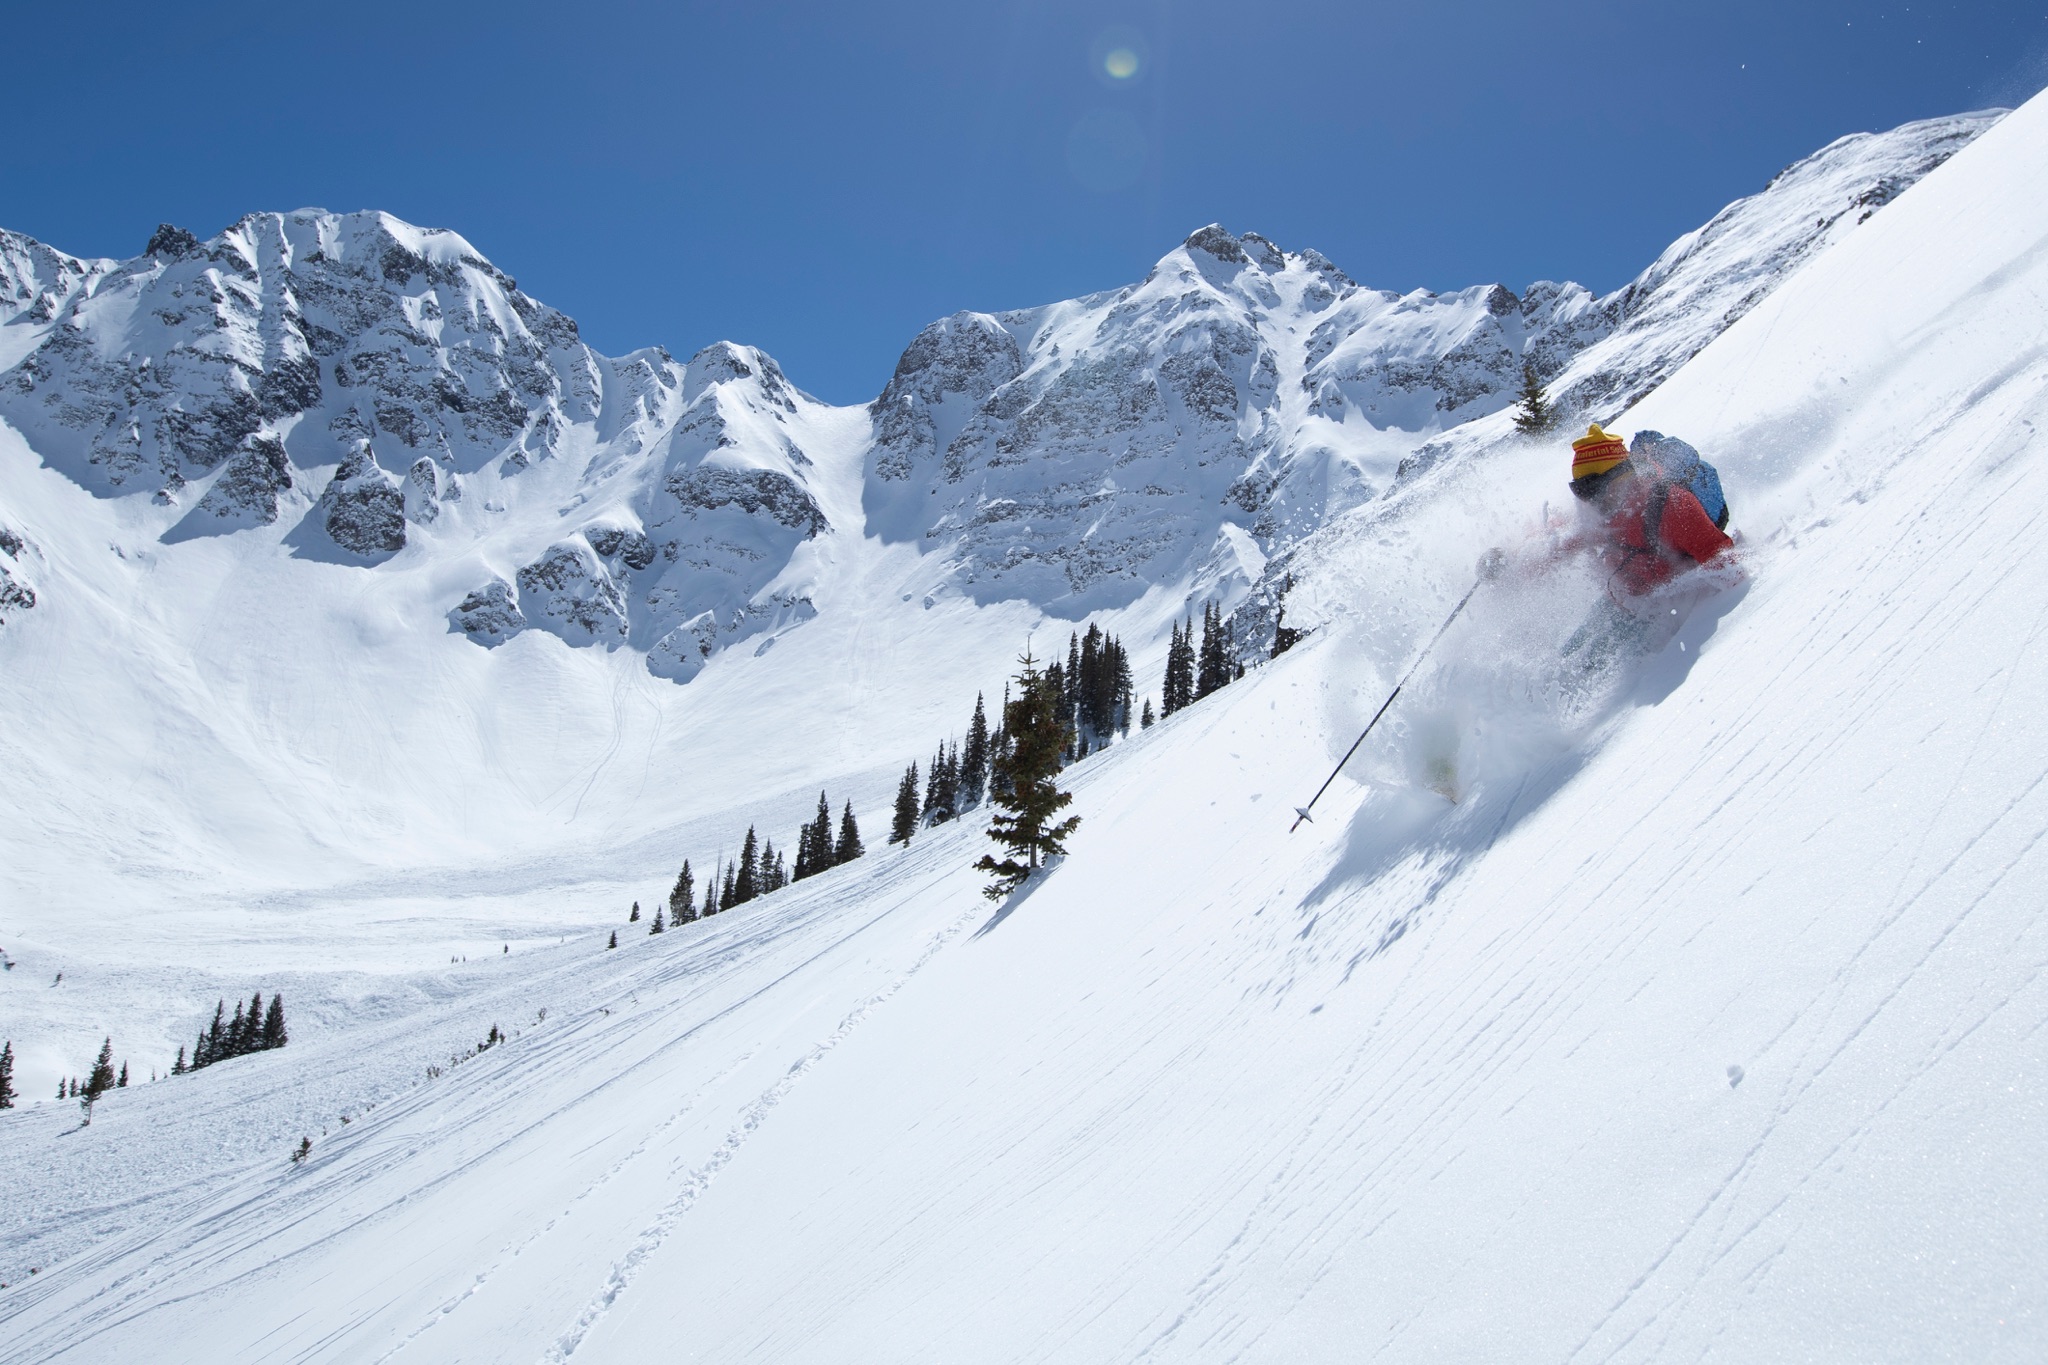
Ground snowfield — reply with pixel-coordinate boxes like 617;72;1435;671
1;89;2046;1362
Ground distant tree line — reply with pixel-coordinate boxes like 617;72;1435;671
175;991;289;1073
614;794;868;947
1160;603;1244;718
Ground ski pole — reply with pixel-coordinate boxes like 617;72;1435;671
1290;578;1483;832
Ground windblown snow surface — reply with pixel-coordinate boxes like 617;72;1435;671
2;91;2046;1361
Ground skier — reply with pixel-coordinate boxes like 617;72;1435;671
1482;423;1736;669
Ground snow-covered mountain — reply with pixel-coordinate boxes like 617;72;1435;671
0;111;1993;682
1;85;2045;1362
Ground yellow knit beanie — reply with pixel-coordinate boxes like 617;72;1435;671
1570;423;1629;480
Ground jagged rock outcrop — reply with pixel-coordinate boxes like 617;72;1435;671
0;209;651;500
448;579;524;645
166;434;295;540
318;444;407;558
515;540;628;647
0;527;37;624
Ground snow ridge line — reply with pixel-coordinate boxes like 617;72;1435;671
539;904;980;1363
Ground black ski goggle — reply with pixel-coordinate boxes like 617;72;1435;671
1569;460;1632;502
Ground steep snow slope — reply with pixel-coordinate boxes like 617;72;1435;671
2;88;2044;1361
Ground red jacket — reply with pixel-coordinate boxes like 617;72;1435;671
1587;477;1733;596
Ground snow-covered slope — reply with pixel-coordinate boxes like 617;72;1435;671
2;88;2045;1362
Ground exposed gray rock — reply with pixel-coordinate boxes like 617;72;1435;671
404;457;442;525
174;434;294;535
448;579;524;645
0;527;36;623
516;540;627;646
320;445;406;557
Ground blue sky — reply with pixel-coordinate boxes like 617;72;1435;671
3;1;2042;403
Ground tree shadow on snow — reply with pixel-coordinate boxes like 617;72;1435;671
973;858;1064;938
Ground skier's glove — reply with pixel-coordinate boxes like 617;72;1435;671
1476;547;1509;583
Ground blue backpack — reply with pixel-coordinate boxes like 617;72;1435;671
1630;431;1729;531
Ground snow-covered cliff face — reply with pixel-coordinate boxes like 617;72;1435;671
450;340;832;680
0;109;1998;676
866;111;1995;618
0;211;841;673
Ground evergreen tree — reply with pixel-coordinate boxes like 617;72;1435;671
976;650;1081;900
925;743;960;824
1196;602;1233;699
237;993;263;1057
836;801;864;863
1141;697;1156;728
172;1045;188;1075
0;1039;14;1109
650;904;666;934
741;822;765;908
720;859;736;910
85;1038;116;1101
202;999;227;1068
669;860;696;921
795;793;832;881
1162;618;1195;714
961;693;991;808
629;901;640;923
1512;359;1555;435
890;762;920;845
117;1062;128;1088
261;995;288;1050
607;930;618;949
226;1001;247;1060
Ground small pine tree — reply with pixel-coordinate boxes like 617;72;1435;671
628;901;641;923
200;999;227;1068
669;860;696;922
226;1001;247;1059
1512;359;1555;435
0;1040;14;1110
117;1062;128;1088
890;762;920;845
607;930;618;949
961;694;991;807
262;994;288;1050
1162;618;1195;714
237;992;263;1056
733;827;759;904
976;649;1081;900
172;1045;188;1076
650;905;665;934
720;859;736;909
1141;697;1155;728
836;801;864;863
705;866;722;917
84;1039;116;1101
1195;602;1232;700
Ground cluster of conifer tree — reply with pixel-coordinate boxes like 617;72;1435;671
892;692;994;843
888;625;1137;849
1160;603;1243;716
56;1039;127;1102
613;797;868;947
174;992;289;1074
